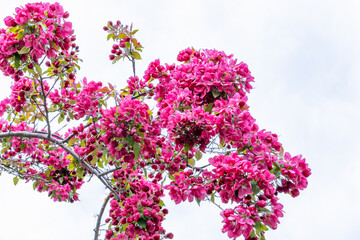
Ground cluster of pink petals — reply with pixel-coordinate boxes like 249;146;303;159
165;170;206;204
105;169;172;240
73;78;104;119
0;3;311;238
0;2;76;79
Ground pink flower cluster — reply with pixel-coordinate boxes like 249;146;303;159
99;95;160;167
0;4;311;239
9;77;33;112
0;2;77;80
105;169;173;240
104;20;143;62
140;48;311;239
73;78;104;119
165;170;206;204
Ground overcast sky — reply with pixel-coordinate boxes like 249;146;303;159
0;0;359;239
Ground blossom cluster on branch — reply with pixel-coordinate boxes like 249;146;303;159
0;2;310;240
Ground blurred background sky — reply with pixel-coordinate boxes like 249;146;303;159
0;0;359;239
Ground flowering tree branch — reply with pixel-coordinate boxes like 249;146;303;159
94;194;111;240
0;3;311;240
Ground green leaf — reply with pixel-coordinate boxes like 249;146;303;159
15;31;24;40
212;88;220;98
14;54;20;69
68;161;75;171
68;111;74;119
188;158;195;166
97;160;104;168
118;32;127;39
107;33;114;41
19;47;30;54
184;143;190;153
48;106;57;111
195;150;203;160
20;143;26;151
13;177;19;186
137;218;147;229
158;200;165;207
258;207;271;213
133;142;141;160
58;112;65;123
35;64;42;75
195;197;201;206
210;193;215;202
132;51;141;60
33;181;40;190
76;167;84;179
91;155;98;165
205;102;214;113
251;181;261;195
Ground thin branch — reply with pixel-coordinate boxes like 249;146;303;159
45;77;60;97
38;75;52;138
30;98;47;119
61;122;92;143
131;87;155;100
99;167;122;177
206;196;224;211
131;58;136;77
94;194;111;240
0;131;120;200
0;162;49;183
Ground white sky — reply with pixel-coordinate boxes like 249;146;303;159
0;0;359;239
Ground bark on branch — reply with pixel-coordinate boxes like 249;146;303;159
0;131;120;200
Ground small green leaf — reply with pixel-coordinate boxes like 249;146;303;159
91;155;98;165
188;158;195;166
13;177;19;186
97;160;104;168
15;31;24;40
195;150;203;160
118;32;127;39
107;33;114;41
58;112;65;123
76;167;84;179
133;142;141;160
132;51;141;60
14;54;20;69
19;47;30;54
33;181;40;190
210;193;215;202
251;181;261;195
35;64;42;75
205;102;214;113
195;197;201;206
184;143;190;153
212;88;220;98
68;161;75;171
20;143;26;151
137;218;147;229
158;200;165;207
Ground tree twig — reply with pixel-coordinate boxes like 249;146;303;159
0;131;120;200
94;194;111;240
